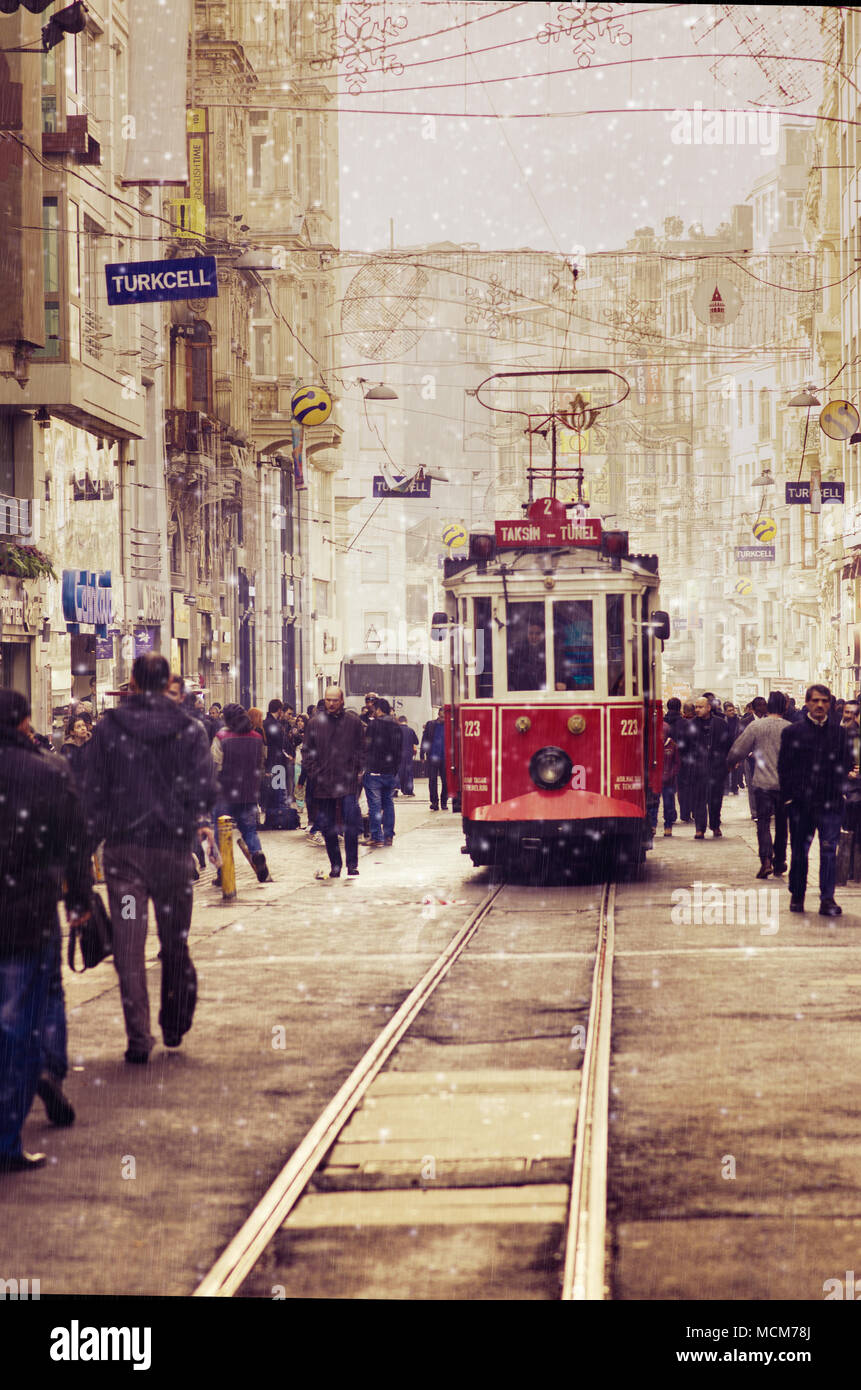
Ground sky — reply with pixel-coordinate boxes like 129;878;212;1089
336;1;828;256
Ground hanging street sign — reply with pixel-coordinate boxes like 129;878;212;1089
691;276;742;329
373;474;431;498
819;400;860;441
735;545;775;562
495;515;602;549
786;480;845;504
105;255;218;306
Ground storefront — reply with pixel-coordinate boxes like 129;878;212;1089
61;569;113;714
0;577;35;700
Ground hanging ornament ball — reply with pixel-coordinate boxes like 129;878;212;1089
291;385;332;426
752;516;776;543
442;522;467;549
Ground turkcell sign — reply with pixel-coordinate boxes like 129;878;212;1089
372;475;432;498
105;256;218;306
495;516;602;548
61;570;112;631
786;481;845;504
735;545;775;562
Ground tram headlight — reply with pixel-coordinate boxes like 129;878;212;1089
529;745;573;790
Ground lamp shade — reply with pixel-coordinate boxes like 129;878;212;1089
752;468;775;488
788;390;820;407
364;384;398;401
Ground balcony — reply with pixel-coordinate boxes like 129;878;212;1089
82;304;111;361
165;409;217;458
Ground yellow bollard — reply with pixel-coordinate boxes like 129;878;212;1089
218;815;237;902
92;846;104;883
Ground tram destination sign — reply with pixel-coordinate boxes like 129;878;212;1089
786;481;845;504
105;256;218;306
495;516;602;549
735;545;775;562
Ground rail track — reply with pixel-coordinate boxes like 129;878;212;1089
194;876;618;1300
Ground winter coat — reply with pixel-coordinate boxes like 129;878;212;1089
778;714;854;813
678;713;733;785
79;694;218;851
262;715;288;772
60;737;90;785
0;728;92;955
661;721;679;788
421;719;446;762
400;724;418;765
727;717;789;793
302;708;365;798
215;727;265;805
365;715;404;775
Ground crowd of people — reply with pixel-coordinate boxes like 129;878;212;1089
654;685;860;920
0;659;450;1171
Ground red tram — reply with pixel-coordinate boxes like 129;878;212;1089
434;511;669;874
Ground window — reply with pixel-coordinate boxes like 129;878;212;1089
313;579;329;616
73;28;97;120
474;595;494;698
342;662;422;698
188;320;212;413
506;602;546;692
41;45;58;132
406;585;427;624
33;199;60;360
252;323;273;377
758;388;771;441
606;594;625;696
553;600;594;691
429;665;445;709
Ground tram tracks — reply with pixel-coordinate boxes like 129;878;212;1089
194;876;618;1300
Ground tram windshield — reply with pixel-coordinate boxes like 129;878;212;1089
552;600;594;691
506;603;547;692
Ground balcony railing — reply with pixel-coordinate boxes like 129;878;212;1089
82;304;111;361
165;409;217;457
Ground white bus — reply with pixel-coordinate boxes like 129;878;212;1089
339;652;445;734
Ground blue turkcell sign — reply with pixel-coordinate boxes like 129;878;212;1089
372;474;432;498
785;481;845;504
62;570;112;634
735;545;775;562
105;256;218;306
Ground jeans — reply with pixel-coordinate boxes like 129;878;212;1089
315;795;361;873
677;775;692;821
428;760;448;809
398;760;414;795
104;843;197;1053
365;772;398;842
692;780;724;834
220;802;262;855
788;805;842;903
0;936;55;1157
754;789;788;867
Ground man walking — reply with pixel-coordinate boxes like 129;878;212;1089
79;654;218;1062
0;690;92;1169
302;687;365;880
728;690;791;878
262;699;291;829
212;704;269;882
397;715;418;796
682;695;733;839
365;697;402;846
778;683;855;917
421;707;448;811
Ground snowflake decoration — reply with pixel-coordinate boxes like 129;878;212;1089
465;275;511;339
605;295;661;350
312;2;408;96
537;3;632;67
690;5;838;108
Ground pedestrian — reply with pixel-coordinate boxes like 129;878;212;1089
262;699;292;828
365;697;402;846
722;701;743;794
204;703;223;742
682;695;733;839
675;699;696;822
728;690;791;879
840;699;860;735
0;690;92;1169
212;704;269;882
778;683;856;917
165;673;185;704
60;714;92;784
302;686;365;880
397;715;418;796
660;718;679;836
360;692;378;728
421;707;449;811
78;654;218;1063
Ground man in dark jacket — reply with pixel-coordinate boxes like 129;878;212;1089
302;686;365;879
262;698;291;829
397;716;418;796
778;683;856;917
79;654;218;1062
421;708;449;811
682;695;733;838
365;697;403;846
0;690;92;1170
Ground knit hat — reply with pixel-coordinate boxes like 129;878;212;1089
0;689;30;727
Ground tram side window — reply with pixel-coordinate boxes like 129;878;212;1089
606;594;625;696
474;596;494;698
553;600;594;691
429;664;445;709
506;602;547;692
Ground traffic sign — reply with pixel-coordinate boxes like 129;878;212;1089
105;256;217;305
735;545;774;562
786;480;845;504
495;516;602;549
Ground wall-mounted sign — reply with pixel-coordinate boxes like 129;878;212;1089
735;545;774;562
373;474;432;498
0;495;34;537
786;480;845;504
691;277;742;329
495;516;602;549
105;255;217;306
61;570;112;632
819;400;860;441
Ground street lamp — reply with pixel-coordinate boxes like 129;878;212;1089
752;468;775;489
361;381;398;401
